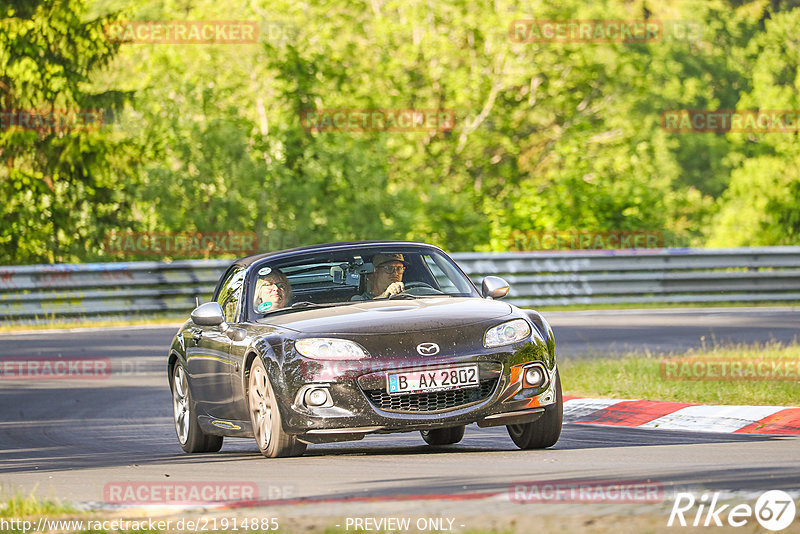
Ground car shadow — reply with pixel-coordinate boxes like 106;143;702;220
0;381;789;475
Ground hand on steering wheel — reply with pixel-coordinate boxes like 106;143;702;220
378;281;405;298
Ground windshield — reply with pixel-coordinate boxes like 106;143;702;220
247;246;479;320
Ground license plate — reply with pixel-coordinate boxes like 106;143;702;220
386;365;480;394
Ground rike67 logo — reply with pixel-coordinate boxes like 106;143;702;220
668;490;797;531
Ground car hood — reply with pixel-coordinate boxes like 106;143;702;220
257;297;514;335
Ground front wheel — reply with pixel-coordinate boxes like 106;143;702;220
247;358;306;458
171;364;223;453
420;425;465;446
507;373;562;449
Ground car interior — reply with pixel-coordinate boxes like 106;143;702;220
251;251;449;310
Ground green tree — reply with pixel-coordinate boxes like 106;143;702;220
4;0;799;263
0;0;139;263
708;8;800;246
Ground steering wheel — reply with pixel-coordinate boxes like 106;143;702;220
389;281;444;298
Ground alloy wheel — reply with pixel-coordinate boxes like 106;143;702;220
249;364;272;450
172;366;190;444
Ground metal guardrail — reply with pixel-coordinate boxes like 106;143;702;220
455;247;800;306
1;247;799;323
0;260;229;323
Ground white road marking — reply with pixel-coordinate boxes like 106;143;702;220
640;405;787;433
563;398;631;421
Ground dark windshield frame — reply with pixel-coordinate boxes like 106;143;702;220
243;244;480;322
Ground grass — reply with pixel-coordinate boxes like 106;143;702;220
560;341;800;406
0;490;74;518
0;497;526;534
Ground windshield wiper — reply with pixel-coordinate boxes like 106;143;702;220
289;301;320;308
387;293;423;300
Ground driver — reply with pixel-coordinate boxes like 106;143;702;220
351;253;407;300
254;267;292;312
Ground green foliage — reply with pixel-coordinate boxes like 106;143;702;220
0;490;73;517
708;8;800;246
0;0;141;263
2;0;800;264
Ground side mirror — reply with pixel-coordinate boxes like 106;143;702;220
482;276;510;299
191;301;226;326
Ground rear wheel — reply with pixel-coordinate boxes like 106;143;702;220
171;364;223;453
420;425;465;446
507;373;562;449
247;358;306;458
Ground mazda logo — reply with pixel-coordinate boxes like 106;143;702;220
416;342;440;356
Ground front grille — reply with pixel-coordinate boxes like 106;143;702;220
363;378;498;413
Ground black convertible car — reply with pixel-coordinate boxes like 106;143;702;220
168;241;562;457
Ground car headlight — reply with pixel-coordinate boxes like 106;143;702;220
484;319;532;348
295;338;369;360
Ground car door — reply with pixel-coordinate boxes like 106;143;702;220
186;267;244;417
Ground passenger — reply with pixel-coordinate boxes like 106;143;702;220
254;267;291;312
352;253;407;300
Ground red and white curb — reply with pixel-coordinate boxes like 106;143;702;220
564;397;800;434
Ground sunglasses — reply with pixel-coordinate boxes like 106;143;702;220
262;282;287;290
379;265;405;274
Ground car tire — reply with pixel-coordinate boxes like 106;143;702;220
171;364;224;453
248;358;307;458
506;372;563;450
420;425;466;446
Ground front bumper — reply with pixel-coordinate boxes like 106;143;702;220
280;340;558;440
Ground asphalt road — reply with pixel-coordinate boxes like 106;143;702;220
0;308;798;530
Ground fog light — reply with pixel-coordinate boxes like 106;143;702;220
306;388;329;407
524;366;545;388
